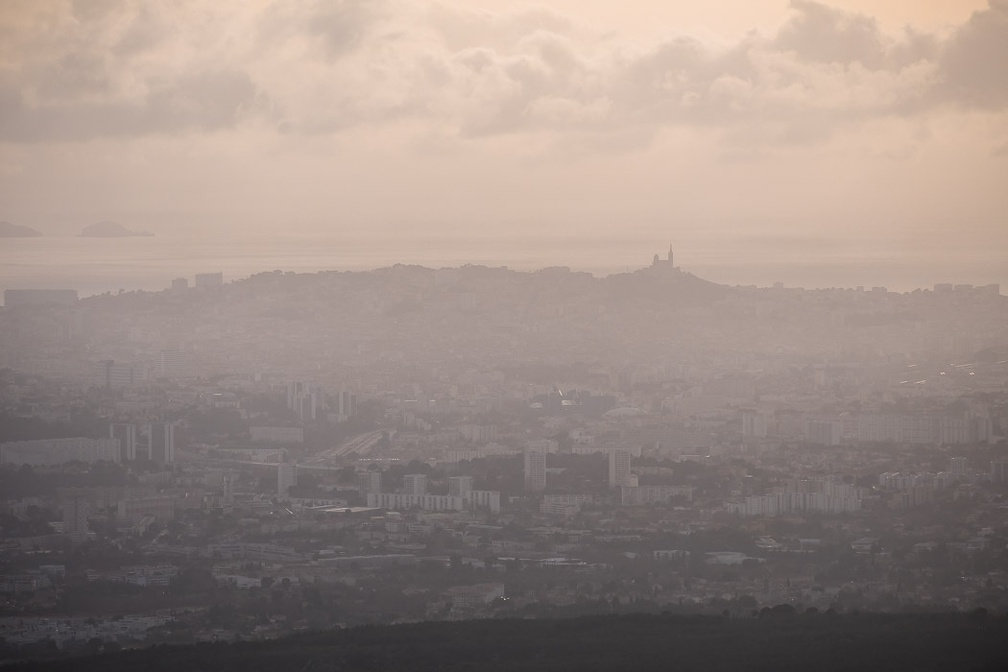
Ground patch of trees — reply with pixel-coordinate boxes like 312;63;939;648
0;410;109;442
6;611;1008;672
0;463;132;500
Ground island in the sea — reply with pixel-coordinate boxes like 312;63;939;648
80;221;154;237
0;220;43;237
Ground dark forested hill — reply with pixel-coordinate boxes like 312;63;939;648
6;612;1007;672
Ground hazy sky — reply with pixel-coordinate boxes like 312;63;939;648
1;1;1005;285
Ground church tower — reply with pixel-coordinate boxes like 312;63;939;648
667;244;673;266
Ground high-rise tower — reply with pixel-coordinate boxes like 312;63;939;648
110;423;137;461
147;422;175;463
403;473;427;496
609;449;632;487
524;451;547;491
278;463;297;497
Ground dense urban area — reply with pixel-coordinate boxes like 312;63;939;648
1;250;1006;661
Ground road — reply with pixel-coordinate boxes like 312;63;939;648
303;429;386;464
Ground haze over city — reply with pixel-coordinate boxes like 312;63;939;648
2;2;1008;671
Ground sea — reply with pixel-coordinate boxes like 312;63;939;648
1;234;1004;304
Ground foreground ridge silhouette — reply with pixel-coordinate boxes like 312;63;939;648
5;611;1007;672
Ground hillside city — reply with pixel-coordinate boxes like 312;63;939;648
1;250;1006;658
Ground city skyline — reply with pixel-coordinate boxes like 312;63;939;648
0;238;1003;301
1;219;1006;665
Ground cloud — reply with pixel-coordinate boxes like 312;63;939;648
0;0;1004;148
425;4;573;52
257;0;385;61
934;0;1008;108
774;1;886;68
0;70;261;142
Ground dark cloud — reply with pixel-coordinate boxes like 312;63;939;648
113;6;171;56
935;1;1008;108
886;28;938;69
257;0;384;61
71;0;125;23
0;70;261;142
774;1;885;68
35;52;113;98
307;0;377;58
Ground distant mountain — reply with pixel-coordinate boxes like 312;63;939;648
80;221;154;237
0;220;42;237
